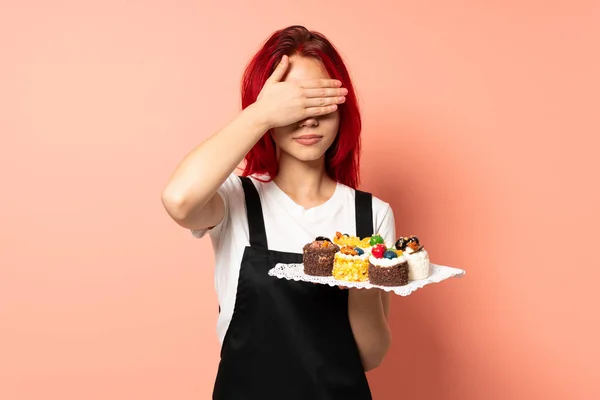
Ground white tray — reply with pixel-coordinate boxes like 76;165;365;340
268;263;466;296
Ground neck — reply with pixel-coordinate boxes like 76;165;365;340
273;153;337;208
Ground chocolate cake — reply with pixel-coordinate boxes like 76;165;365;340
368;247;409;286
368;259;409;286
302;237;340;276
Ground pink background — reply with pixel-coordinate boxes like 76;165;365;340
1;1;599;399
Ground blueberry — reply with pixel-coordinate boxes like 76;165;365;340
354;247;364;256
315;236;331;242
384;250;398;259
343;233;350;237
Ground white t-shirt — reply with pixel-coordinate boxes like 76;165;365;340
191;173;397;345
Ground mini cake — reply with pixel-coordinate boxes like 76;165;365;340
302;236;340;276
368;243;409;286
332;245;370;282
333;231;371;248
395;235;431;280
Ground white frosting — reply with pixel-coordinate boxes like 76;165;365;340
369;255;407;268
405;248;431;280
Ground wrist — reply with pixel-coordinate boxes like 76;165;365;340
244;102;273;133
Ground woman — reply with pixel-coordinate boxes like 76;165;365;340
162;25;396;399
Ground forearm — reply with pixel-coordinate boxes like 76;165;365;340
162;104;269;222
381;290;391;320
348;290;391;371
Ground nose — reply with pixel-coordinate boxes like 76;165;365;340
299;117;319;128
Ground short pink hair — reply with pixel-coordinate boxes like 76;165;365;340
240;25;362;189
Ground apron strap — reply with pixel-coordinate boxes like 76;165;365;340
355;190;374;239
239;175;269;249
239;175;373;245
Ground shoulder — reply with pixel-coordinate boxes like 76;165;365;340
371;194;396;244
368;193;394;230
337;184;393;214
213;173;272;222
211;172;267;199
371;193;392;215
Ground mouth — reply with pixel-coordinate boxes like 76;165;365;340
294;134;323;146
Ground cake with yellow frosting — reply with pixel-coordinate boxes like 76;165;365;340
332;231;371;248
332;245;370;282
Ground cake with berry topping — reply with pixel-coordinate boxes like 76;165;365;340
368;243;409;286
330;233;391;283
395;235;431;280
332;245;370;282
302;237;340;276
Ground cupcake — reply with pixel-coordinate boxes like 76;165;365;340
395;235;431;280
332;245;370;282
302;236;340;276
368;243;409;286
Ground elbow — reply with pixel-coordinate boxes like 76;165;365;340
362;330;392;372
363;360;382;373
161;188;192;223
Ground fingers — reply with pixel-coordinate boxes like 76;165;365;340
266;55;290;83
304;87;348;98
304;104;339;117
300;78;343;89
304;95;346;108
302;86;347;109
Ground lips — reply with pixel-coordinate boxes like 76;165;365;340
294;134;323;146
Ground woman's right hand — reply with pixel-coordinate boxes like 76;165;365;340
162;57;348;231
253;55;348;129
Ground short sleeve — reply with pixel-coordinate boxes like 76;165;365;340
190;173;243;240
373;201;397;246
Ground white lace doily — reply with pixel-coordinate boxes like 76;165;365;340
268;263;466;296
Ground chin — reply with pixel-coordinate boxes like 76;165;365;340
281;145;329;163
290;150;327;162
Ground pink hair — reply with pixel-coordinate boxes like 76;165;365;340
240;25;362;189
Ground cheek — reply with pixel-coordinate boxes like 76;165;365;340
322;113;340;132
270;126;294;145
322;116;340;139
322;109;339;122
